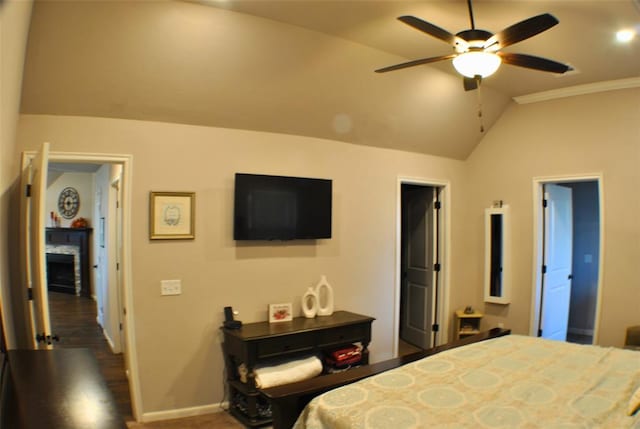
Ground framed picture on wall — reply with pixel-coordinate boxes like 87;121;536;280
149;192;195;240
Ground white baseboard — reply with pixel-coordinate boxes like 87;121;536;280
102;327;116;351
140;402;229;423
568;327;593;336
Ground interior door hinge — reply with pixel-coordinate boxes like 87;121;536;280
116;262;120;271
27;287;34;301
432;324;439;332
542;198;548;208
119;323;123;331
434;201;441;210
25;184;32;197
434;263;441;272
542;265;547;274
538;329;543;337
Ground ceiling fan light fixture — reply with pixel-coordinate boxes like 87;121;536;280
453;51;501;78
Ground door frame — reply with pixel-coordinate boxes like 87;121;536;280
21;150;141;421
529;174;604;343
111;174;126;353
394;176;450;356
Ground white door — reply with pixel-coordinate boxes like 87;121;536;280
541;184;573;341
20;142;54;349
400;186;437;349
111;174;125;353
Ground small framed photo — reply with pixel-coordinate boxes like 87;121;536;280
150;192;195;240
269;303;293;323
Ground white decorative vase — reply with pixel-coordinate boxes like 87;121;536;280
301;287;318;318
315;275;334;316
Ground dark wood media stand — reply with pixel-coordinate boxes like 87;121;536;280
222;311;375;427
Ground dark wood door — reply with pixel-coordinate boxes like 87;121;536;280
400;185;436;349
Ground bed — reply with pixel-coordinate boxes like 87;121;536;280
292;334;640;428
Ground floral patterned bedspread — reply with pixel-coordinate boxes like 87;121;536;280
294;335;640;428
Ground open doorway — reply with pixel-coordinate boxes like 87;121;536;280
531;176;603;344
395;178;450;357
20;148;140;421
45;162;124;350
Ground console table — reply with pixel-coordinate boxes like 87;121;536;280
222;311;374;427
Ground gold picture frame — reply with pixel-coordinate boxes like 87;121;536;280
149;192;195;240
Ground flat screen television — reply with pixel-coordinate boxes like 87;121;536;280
234;173;332;240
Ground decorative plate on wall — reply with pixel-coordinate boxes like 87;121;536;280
58;187;80;219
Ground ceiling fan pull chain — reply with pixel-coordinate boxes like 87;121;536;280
476;76;485;133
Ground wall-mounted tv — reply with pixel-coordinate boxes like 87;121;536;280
234;173;332;241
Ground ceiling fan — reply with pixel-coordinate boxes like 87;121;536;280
375;0;572;91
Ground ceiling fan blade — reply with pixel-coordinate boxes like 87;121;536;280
499;52;572;73
398;15;458;45
463;76;480;91
484;13;558;50
375;54;456;73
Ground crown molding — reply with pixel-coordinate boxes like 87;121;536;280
513;77;640;104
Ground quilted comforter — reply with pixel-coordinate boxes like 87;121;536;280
294;335;640;428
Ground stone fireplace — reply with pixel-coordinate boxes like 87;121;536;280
45;247;81;295
45;228;92;297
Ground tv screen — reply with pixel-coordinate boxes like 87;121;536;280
234;173;332;240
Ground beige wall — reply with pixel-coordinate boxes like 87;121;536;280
0;0;33;349
16;113;465;413
46;172;95;227
457;88;640;346
12;88;640;416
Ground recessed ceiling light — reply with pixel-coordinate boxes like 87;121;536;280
616;29;635;43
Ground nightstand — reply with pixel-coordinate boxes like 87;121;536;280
455;309;483;340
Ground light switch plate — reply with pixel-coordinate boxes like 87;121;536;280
161;279;181;296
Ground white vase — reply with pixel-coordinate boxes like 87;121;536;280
301;287;318;318
315;275;334;316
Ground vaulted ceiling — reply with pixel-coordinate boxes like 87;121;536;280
20;0;640;160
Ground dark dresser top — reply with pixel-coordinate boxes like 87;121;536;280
224;310;375;341
7;348;127;429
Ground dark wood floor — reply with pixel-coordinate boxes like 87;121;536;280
567;332;593;345
48;291;134;422
398;338;422;356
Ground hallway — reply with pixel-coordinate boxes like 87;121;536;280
48;291;133;422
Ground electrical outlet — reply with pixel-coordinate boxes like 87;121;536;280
161;280;181;296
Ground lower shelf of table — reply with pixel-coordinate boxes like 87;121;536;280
228;380;273;427
229;406;272;428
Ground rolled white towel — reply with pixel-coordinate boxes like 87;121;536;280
254;355;323;389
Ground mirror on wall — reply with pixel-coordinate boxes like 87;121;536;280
484;205;510;304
